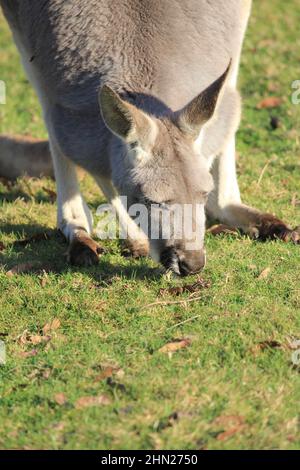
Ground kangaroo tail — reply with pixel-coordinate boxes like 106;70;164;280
0;134;54;179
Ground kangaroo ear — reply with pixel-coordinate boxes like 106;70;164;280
176;60;231;139
99;85;157;148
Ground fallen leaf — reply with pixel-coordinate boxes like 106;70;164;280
42;318;61;335
257;267;271;279
158;338;191;354
93;366;117;382
54;393;67;406
158;278;210;297
19;349;38;358
75;395;111;409
17;330;30;345
51;318;61;330
257;97;282;109
30;335;44;345
217;426;244;441
213;415;245;442
207;224;239;236
28;367;52;380
17;330;51;346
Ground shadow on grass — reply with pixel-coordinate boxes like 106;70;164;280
0;223;162;281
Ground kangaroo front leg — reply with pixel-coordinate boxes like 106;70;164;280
207;137;300;243
49;139;103;266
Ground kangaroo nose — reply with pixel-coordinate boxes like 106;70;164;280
178;249;206;276
160;247;206;276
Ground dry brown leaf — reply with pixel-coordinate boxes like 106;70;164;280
213;415;245;442
158;338;191;354
28;368;52;380
42;318;61;334
51;318;61;330
93;366;116;382
54;393;67;406
17;330;51;346
257;97;282;109
42;323;51;335
257;267;271;280
217;426;244;441
207;224;239;236
30;335;44;345
19;349;38;358
17;330;29;345
214;415;245;427
75;395;111;409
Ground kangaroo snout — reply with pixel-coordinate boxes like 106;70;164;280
160;247;206;276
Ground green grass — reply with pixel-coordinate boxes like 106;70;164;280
0;0;299;450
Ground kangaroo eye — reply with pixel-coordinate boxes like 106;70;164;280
129;141;139;150
146;199;171;208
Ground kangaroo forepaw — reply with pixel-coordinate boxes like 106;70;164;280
68;231;104;266
121;239;150;258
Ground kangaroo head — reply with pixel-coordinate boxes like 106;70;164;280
99;64;230;276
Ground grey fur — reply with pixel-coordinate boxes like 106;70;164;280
0;0;254;274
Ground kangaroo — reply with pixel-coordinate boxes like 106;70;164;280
0;0;298;275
